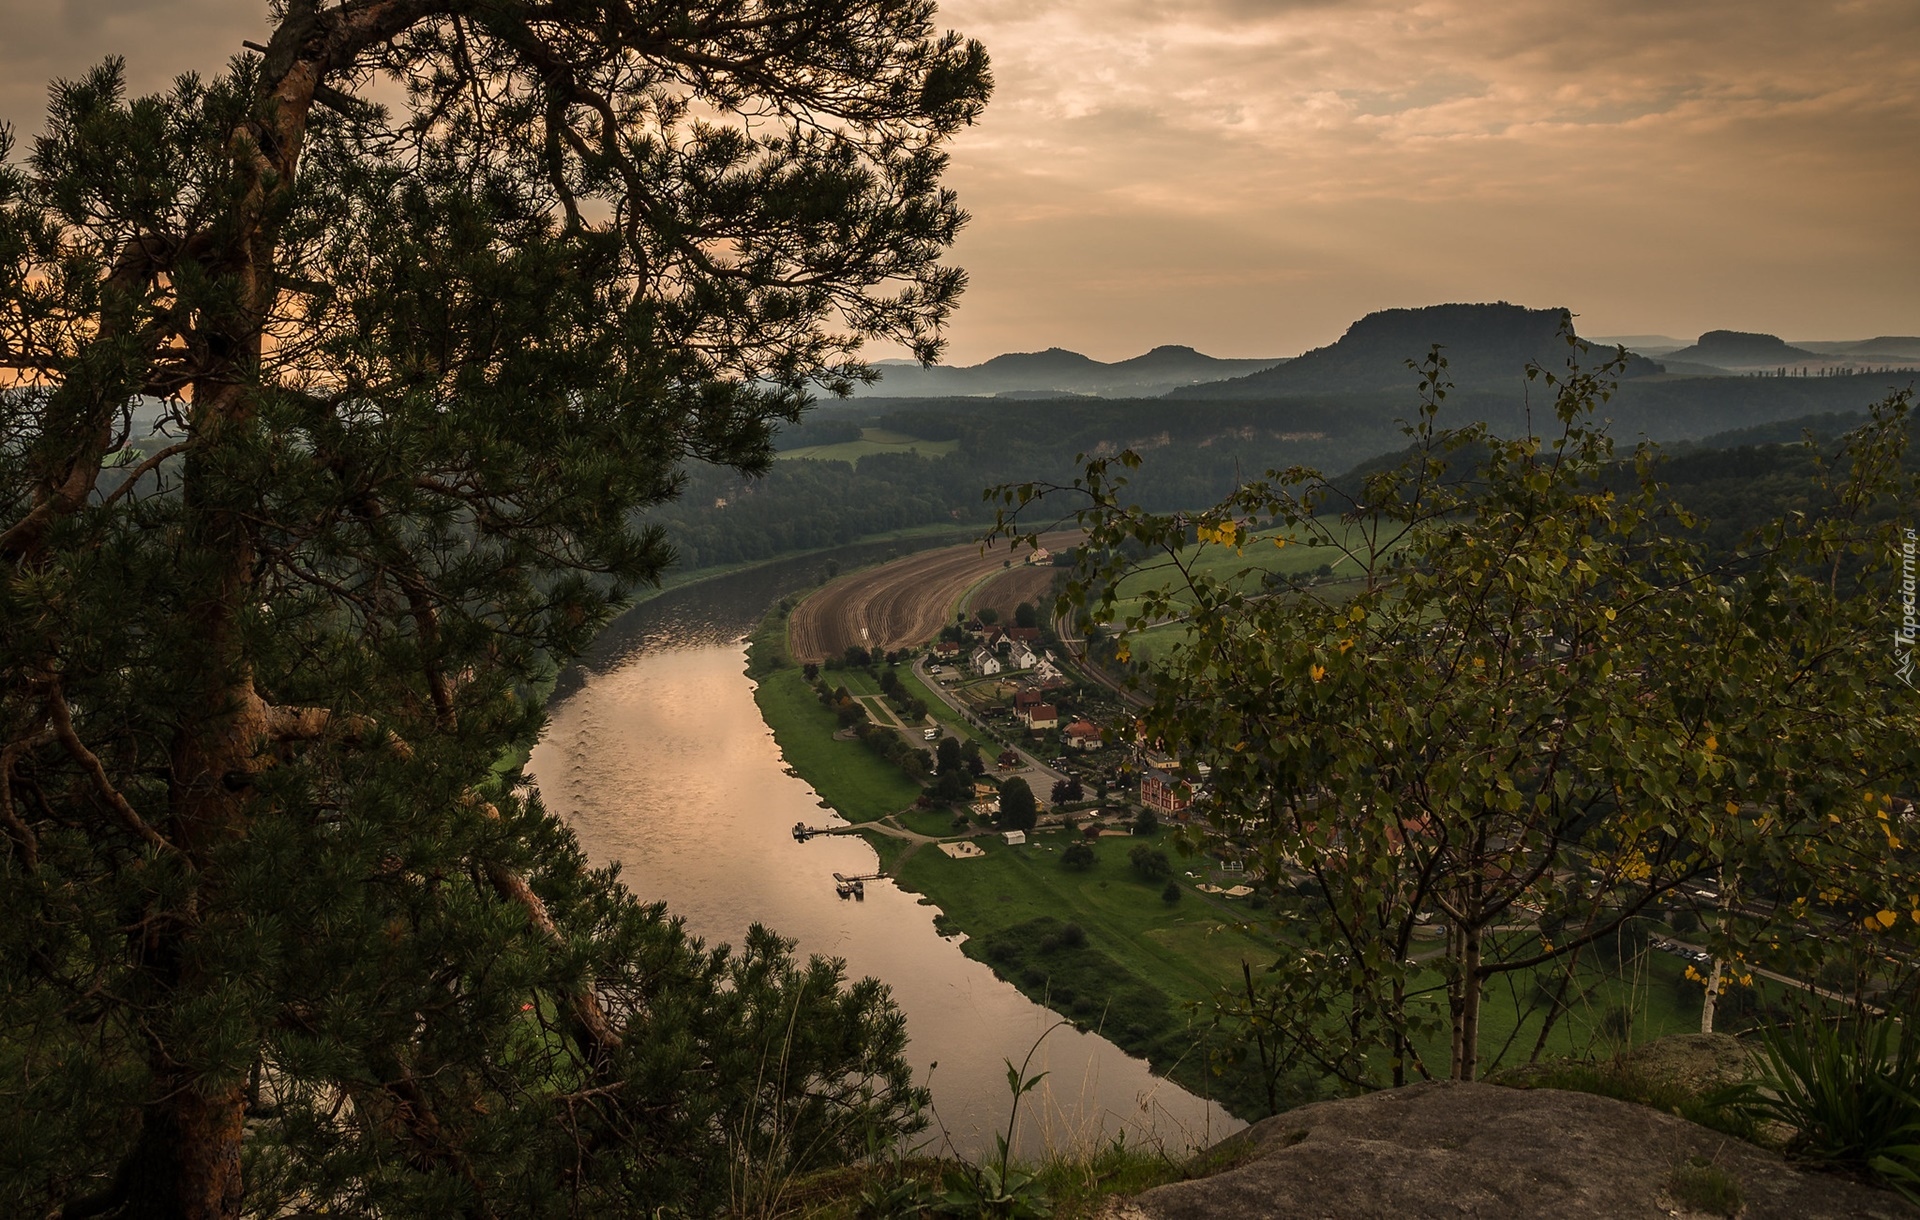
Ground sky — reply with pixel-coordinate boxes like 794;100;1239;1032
4;0;1916;364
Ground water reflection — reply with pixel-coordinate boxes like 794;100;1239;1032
529;557;1240;1157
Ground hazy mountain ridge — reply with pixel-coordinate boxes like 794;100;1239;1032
858;343;1286;398
1166;303;1665;399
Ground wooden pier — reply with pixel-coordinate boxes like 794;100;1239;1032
831;870;884;900
792;821;854;842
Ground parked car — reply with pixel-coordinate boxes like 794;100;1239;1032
923;728;940;741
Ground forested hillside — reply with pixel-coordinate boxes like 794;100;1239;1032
650;362;1915;573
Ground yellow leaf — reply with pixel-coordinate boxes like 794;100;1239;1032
1869;910;1898;930
1604;608;1617;622
1724;801;1741;815
1309;664;1327;683
1115;644;1131;664
1338;638;1354;654
1704;735;1717;752
1273;537;1287;548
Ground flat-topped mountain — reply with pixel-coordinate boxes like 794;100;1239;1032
858;344;1285;398
1663;329;1821;368
1167;303;1663;399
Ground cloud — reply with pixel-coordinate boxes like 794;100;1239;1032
922;0;1920;358
1;0;1913;361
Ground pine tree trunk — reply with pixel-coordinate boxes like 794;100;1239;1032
119;1079;248;1220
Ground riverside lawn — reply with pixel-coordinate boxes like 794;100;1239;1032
746;597;1723;1121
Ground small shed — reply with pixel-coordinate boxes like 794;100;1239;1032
1002;830;1027;846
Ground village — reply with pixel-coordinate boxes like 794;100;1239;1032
786;563;1267;902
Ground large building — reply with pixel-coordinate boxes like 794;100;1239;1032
1140;769;1191;814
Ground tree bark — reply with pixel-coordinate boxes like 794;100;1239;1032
1450;921;1484;1081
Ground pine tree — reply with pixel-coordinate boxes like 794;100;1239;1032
0;4;989;1216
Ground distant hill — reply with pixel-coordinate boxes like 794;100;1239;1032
1167;303;1662;399
857;344;1286;398
1794;336;1920;361
1661;330;1821;369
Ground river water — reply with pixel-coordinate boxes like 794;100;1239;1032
527;550;1239;1158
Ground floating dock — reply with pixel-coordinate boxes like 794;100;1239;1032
832;870;884;900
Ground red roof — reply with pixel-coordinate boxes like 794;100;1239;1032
1065;720;1099;738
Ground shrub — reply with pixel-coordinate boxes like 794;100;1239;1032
1061;842;1096;871
1058;922;1088;949
1161;880;1181;905
1726;1013;1920;1191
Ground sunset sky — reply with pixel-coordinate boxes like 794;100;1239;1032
5;0;1916;364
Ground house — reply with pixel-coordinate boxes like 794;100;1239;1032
1003;830;1028;846
1034;653;1062;684
1022;702;1059;732
1013;689;1046;712
1007;626;1042;645
1026;547;1052;565
1064;720;1101;750
969;646;1002;676
933;640;961;660
1141;769;1191;814
1007;641;1038;670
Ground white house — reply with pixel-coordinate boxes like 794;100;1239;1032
969;646;1002;676
1007;640;1038;670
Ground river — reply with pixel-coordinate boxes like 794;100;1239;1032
527;549;1240;1159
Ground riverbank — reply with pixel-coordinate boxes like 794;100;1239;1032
744;599;1279;1119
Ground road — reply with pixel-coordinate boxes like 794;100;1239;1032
911;653;1068;800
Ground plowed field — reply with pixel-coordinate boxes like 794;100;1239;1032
789;531;1079;662
965;564;1059;622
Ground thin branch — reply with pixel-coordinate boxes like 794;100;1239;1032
0;726;55;869
46;685;177;856
98;441;194;508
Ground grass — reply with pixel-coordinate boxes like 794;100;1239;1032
896;666;988;744
781;1137;1244;1219
751;657;922;824
1104;521;1386;624
1448;943;1710;1075
889;827;1282;1113
1668;1155;1744;1216
1122;575;1372;665
859;829;914;873
775;427;959;464
895;807;966;838
894;831;1274;1004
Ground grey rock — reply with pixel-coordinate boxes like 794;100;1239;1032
1123;1080;1917;1219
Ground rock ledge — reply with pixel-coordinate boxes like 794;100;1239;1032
1118;1080;1916;1219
